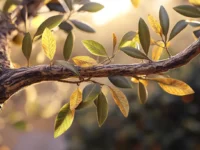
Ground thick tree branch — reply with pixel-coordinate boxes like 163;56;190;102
0;38;199;103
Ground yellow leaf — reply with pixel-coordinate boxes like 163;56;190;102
131;77;139;83
131;0;140;8
189;0;200;5
70;88;82;110
131;77;148;86
44;0;52;4
148;76;194;96
109;87;129;117
148;14;162;35
72;56;97;67
152;41;164;61
112;33;117;50
42;28;56;61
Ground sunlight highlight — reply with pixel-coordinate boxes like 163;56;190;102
91;0;132;26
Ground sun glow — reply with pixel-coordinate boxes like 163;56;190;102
91;0;132;26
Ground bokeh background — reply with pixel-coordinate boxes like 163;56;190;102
1;0;200;150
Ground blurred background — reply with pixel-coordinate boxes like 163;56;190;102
1;0;200;150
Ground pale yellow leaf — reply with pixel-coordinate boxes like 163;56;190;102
70;88;82;110
72;56;97;67
131;0;140;8
152;41;164;61
42;28;56;61
189;0;200;5
131;77;148;86
148;14;162;35
109;87;129;117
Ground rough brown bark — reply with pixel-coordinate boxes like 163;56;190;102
0;0;200;104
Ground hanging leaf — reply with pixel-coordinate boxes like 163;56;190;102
83;84;101;102
119;31;136;48
131;77;148;87
189;0;200;6
54;103;75;138
70;88;82;110
34;15;64;37
138;81;148;104
109;87;129;117
152;41;164;61
64;0;73;11
70;20;95;33
22;32;32;64
54;60;79;76
193;29;200;38
63;31;74;61
120;47;150;60
112;33;117;51
72;56;97;67
159;6;169;37
131;0;140;8
138;18;150;54
94;92;108;127
82;40;107;57
147;76;194;96
169;20;188;41
174;5;200;18
108;76;134;88
78;2;104;12
59;21;73;33
148;14;162;35
42;28;56;61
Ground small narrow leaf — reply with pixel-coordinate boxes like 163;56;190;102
54;60;79;76
83;84;101;102
152;41;164;61
148;14;162;35
138;81;148;104
70;20;95;33
119;31;136;48
159;6;169;37
174;5;200;18
42;28;56;61
193;29;200;38
109;87;129;117
70;88;82;110
54;103;75;138
108;76;134;88
22;32;32;62
94;92;108;127
63;31;74;61
120;47;150;60
72;56;97;67
112;33;117;51
131;0;140;8
82;40;107;57
138;18;150;54
169;20;188;41
34;15;64;37
64;0;73;11
78;2;104;12
59;21;73;33
187;20;200;27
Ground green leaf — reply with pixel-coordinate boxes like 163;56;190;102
82;40;107;57
64;0;73;11
59;21;73;33
169;20;188;41
42;28;56;61
193;29;200;38
13;120;27;131
63;31;74;61
159;6;170;37
78;2;104;12
109;86;129;117
94;92;108;127
108;76;134;88
54;60;79;76
174;5;200;18
34;15;64;37
70;20;95;33
22;32;32;62
138;82;148;104
54;103;75;138
120;47;150;60
138;18;150;54
83;83;101;102
119;31;136;48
